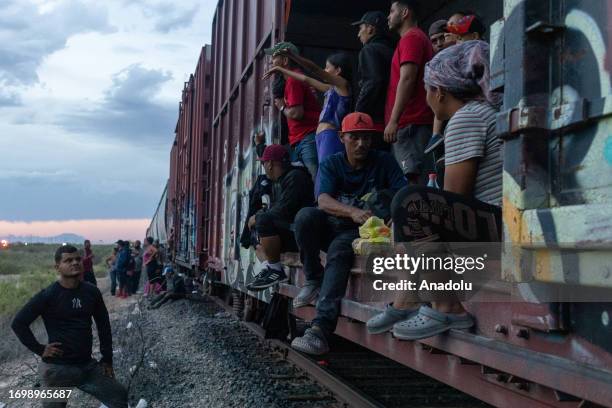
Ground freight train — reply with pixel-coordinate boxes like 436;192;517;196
147;1;612;406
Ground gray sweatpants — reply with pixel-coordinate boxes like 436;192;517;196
38;360;128;408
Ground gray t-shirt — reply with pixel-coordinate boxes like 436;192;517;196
444;101;502;206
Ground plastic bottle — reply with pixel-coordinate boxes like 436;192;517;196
427;173;440;189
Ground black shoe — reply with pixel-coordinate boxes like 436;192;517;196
246;267;287;291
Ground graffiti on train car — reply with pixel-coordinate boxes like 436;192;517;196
499;0;612;294
219;122;275;302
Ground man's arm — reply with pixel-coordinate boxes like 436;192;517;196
92;290;113;365
384;63;419;142
318;194;372;225
444;160;478;195
11;291;48;356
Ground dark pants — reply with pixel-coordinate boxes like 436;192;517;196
392;124;434;180
109;269;117;295
294;207;359;336
39;360;127;408
117;269;127;292
83;270;97;286
290;132;318;181
255;211;298;252
131;266;142;293
391;186;502;243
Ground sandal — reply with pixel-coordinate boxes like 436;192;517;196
392;306;473;341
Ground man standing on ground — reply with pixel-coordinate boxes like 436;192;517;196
246;144;314;290
264;42;321;180
290;113;406;355
11;245;128;408
81;240;97;286
131;240;143;294
114;240;130;298
385;0;435;184
352;11;394;149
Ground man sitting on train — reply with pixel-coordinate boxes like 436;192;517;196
290;112;406;355
246;144;315;291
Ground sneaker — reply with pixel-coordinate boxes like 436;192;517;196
291;326;329;355
366;303;420;334
292;281;320;309
246;267;287;291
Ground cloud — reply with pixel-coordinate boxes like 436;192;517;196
126;1;200;33
0;156;167;221
0;89;21;107
0;1;115;87
57;64;176;144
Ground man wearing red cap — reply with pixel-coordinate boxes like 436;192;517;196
246;144;314;291
290;112;406;355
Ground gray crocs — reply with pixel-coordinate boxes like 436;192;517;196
366;303;419;334
392;306;474;341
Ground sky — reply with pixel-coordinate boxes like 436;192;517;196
0;0;217;242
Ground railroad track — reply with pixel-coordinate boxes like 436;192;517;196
212;295;489;408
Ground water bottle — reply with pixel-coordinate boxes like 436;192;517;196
427;173;440;189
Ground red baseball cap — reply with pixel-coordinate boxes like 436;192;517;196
447;15;486;36
258;144;289;162
341;112;377;133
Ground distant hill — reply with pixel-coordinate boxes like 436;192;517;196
1;233;86;244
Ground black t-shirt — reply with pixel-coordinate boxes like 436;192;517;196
11;281;113;365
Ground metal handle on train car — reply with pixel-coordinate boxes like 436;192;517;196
497;96;612;139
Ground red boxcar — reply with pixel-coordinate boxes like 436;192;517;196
166;45;213;271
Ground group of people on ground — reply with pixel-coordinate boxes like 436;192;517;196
10;237;192;408
243;1;501;356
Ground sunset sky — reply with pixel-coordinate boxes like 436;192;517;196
0;0;216;243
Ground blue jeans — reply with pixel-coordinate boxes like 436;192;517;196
294;207;359;336
290;132;318;180
109;268;117;295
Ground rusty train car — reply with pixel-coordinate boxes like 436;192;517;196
151;0;612;406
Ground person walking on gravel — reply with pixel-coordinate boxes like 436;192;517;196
81;239;97;286
11;245;128;408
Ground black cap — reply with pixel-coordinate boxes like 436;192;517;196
428;19;448;37
351;11;387;29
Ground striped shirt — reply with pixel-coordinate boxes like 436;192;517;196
444;101;502;206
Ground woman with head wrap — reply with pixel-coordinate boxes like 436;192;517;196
366;41;503;339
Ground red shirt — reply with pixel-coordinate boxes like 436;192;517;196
284;70;321;145
83;247;93;272
385;28;434;127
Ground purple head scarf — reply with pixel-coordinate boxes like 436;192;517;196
424;40;502;108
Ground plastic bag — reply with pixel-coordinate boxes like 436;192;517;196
353;216;391;255
358;216;391;241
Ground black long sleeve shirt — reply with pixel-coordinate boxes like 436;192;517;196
356;35;395;124
262;166;314;227
11;281;113;365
